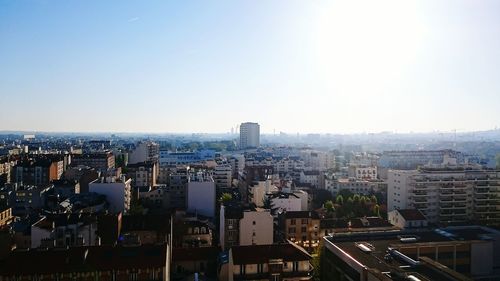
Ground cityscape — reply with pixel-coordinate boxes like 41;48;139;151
1;1;500;281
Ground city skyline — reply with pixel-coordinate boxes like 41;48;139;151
1;0;500;133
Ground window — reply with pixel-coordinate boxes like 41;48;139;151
290;219;296;225
301;226;307;232
301;219;308;224
258;263;264;273
253;221;256;225
293;261;299;271
240;265;246;275
288;227;296;234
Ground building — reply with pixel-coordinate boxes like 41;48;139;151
240;122;260;149
378;150;464;179
127;161;158;188
89;176;132;214
30;214;99;248
299;170;321;187
172;246;219;279
64;165;99;193
321;225;500;280
9;183;53;216
220;242;313;281
348;165;378;180
280;211;320;251
13;156;64;185
388;209;429;229
128;141;160;164
159;150;215;166
387;167;500;225
268;192;304;212
187;173;216;218
219;204;273;251
0;207;12;227
239;208;273;246
0;244;170;281
213;164;233;190
248;179;278;208
71;152;115;172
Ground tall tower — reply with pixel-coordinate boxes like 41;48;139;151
239;122;260;149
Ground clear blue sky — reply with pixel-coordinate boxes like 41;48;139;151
1;0;499;134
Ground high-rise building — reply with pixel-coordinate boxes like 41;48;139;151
239;122;260;149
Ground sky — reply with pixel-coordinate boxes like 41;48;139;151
1;0;500;134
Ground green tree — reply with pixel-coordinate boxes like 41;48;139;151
335;194;344;205
324;200;335;218
370;195;378;204
373;204;381;217
219;193;233;204
311;241;323;281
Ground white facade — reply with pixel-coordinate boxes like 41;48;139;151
300;150;335;171
249;180;278;207
239;209;273;246
239;122;260;149
387;168;500;224
388;209;429;229
187;175;216;218
270;194;302;212
128;141;159;164
348;165;378;180
213;164;232;189
89;177;132;214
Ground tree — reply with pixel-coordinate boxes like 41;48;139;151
220;193;233;204
373;204;381;217
370;195;378;204
311;240;323;281
335;194;344;205
324;200;335;218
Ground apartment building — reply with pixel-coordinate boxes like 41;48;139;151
348;165;378;180
221;243;313;281
219;204;273;251
127;161;158;188
187;173;216;218
128;141;159;164
13;156;64;185
388;167;500;225
213;164;233;190
239;122;260;149
71;151;115;172
89;176;132;214
279;211;321;251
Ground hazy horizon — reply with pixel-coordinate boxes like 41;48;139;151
1;0;500;133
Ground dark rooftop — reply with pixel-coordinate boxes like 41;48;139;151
231;243;311;265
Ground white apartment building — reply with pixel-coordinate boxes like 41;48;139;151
128;141;159;164
269;193;303;212
89;176;132;214
300;150;335;171
348;165;378;180
299;170;321;187
248;180;278;207
187;173;216;218
239;122;260;149
213;164;232;189
388;168;500;225
239;208;273;246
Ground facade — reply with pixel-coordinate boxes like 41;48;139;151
388;168;500;225
0;244;170;281
89;176;132;214
31;214;99;248
213;164;233;190
0;207;12;227
71;152;115;172
159;150;215;166
378;150;463;170
14;157;64;185
187;174;216;218
239;122;260;149
280;211;320;251
388;209;429;229
268;192;303;212
239;208;273;246
348;165;378;180
221;243;313;281
127;161;158;188
128;141;160;165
